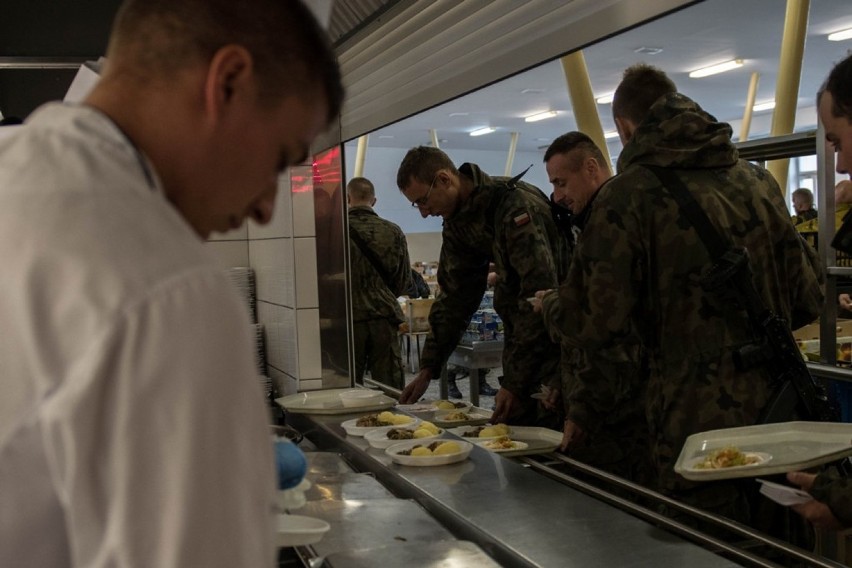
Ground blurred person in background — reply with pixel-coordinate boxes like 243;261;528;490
0;1;343;566
791;187;818;225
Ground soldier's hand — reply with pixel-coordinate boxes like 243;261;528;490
491;388;521;424
399;369;432;404
530;289;554;313
787;472;844;530
541;386;561;411
559;419;586;452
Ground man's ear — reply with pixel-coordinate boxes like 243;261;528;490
614;116;636;146
202;45;254;120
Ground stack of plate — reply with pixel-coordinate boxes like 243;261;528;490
259;375;273;402
227;267;257;323
253;323;267;376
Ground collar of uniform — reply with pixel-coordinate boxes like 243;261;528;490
349;205;378;217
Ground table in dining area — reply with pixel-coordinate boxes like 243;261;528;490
440;340;503;407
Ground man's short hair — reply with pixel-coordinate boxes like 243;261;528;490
396;146;458;190
347;177;375;201
612;63;677;126
792;187;814;206
108;0;343;121
818;52;852;121
543;131;608;172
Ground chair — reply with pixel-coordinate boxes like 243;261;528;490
401;298;434;373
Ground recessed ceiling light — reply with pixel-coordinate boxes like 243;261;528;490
604;131;620;139
634;46;663;55
524;110;558;122
688;59;744;78
535;137;550;142
752;100;776;112
439;139;448;143
828;28;852;41
469;127;496;137
378;135;395;139
595;93;614;105
521;88;545;94
448;112;469;117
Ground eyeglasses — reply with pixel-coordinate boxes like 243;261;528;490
410;174;439;208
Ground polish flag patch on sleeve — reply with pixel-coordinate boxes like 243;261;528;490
513;212;531;227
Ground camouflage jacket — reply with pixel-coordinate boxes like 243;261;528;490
541;93;824;493
811;467;852;527
349;206;411;324
420;163;568;397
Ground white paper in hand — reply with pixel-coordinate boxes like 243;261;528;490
758;479;814;507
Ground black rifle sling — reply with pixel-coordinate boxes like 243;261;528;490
644;164;830;423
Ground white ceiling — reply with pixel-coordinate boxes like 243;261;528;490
351;0;852;160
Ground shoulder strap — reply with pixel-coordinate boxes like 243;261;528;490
349;226;396;292
644;165;728;259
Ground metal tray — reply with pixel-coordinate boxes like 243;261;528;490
275;388;396;415
674;421;852;481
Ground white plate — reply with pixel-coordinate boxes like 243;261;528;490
429;400;473;411
395;403;435;413
674;421;852;481
341;415;420;437
276;388;396;415
276;514;330;547
475;439;530;453
385;439;473;466
364;425;443;449
447;425;513;441
432;409;492;427
683;451;772;474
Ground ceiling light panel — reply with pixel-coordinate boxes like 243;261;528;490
688;59;744;78
470;127;496;137
595;93;614;104
828;28;852;42
524;110;558;122
752;101;776;112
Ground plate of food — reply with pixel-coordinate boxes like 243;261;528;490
385;439;474;466
364;421;443;449
430;400;473;411
674;421;852;481
447;423;512;441
432;409;491;427
475;435;529;453
683;447;771;474
341;412;419;437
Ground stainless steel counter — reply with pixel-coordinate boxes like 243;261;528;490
288;412;742;568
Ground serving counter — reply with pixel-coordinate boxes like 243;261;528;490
284;410;751;568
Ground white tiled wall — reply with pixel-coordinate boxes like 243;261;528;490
206;170;326;396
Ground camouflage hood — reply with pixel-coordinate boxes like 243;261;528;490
616;93;738;173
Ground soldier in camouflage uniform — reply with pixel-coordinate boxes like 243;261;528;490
539;132;651;484
348;177;412;390
786;52;852;531
396;146;567;426
540;65;824;524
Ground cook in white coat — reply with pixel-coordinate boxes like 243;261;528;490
0;1;343;566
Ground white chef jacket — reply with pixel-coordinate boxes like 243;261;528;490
0;104;276;567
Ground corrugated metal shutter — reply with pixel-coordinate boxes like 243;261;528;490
315;0;697;151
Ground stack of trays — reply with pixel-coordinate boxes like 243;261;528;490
227;267;257;323
253;323;267;376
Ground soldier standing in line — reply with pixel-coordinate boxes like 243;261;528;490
536;131;651;485
787;52;852;531
348;177;412;390
396;146;567;427
538;64;823;529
